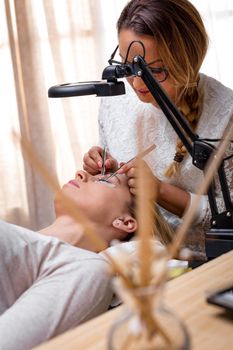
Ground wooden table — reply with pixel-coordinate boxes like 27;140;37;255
34;251;233;350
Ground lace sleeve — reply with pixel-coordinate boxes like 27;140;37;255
202;143;233;227
209;140;233;218
223;140;233;205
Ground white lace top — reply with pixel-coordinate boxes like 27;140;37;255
98;74;233;257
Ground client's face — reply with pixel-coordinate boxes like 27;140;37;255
55;170;132;225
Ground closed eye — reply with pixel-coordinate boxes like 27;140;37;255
149;67;164;73
96;174;117;186
96;179;116;188
96;173;121;185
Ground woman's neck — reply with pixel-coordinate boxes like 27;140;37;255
39;215;86;247
39;215;107;252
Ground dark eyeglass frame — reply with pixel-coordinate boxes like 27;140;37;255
108;44;169;83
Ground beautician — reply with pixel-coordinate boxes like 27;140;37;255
83;0;233;260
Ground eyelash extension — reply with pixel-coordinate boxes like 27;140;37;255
96;179;116;188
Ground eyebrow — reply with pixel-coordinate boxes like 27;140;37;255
114;174;121;185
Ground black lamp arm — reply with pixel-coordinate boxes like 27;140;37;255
129;55;233;230
133;56;198;153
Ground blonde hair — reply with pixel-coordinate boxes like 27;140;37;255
117;0;209;177
153;205;174;245
128;197;174;245
164;84;203;177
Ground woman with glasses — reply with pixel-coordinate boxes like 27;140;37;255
83;0;233;260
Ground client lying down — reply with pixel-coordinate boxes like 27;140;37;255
0;170;172;350
0;170;138;349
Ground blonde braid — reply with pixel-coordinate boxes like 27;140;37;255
164;84;203;178
153;205;174;245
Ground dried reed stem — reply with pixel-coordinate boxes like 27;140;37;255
134;128;171;341
136;133;157;287
137;157;155;287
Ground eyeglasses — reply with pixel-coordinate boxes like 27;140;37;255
108;44;169;83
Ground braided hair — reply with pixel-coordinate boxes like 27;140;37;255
164;83;204;177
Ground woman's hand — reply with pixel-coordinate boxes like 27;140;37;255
83;146;118;175
118;159;159;197
118;159;190;217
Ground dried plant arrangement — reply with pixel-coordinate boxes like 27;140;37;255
106;120;233;350
16;116;233;350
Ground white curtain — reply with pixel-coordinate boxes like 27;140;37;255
192;0;233;89
0;0;232;231
0;0;126;230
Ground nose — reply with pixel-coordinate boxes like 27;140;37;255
131;76;146;90
75;170;88;182
75;170;96;183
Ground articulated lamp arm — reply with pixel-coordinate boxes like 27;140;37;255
102;55;233;231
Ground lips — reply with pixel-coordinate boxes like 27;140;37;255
67;180;80;188
137;89;150;95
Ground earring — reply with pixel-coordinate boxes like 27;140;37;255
113;219;122;226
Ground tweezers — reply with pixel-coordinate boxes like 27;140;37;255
103;143;156;181
101;147;107;175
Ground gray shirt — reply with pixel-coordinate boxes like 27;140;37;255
0;221;113;350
